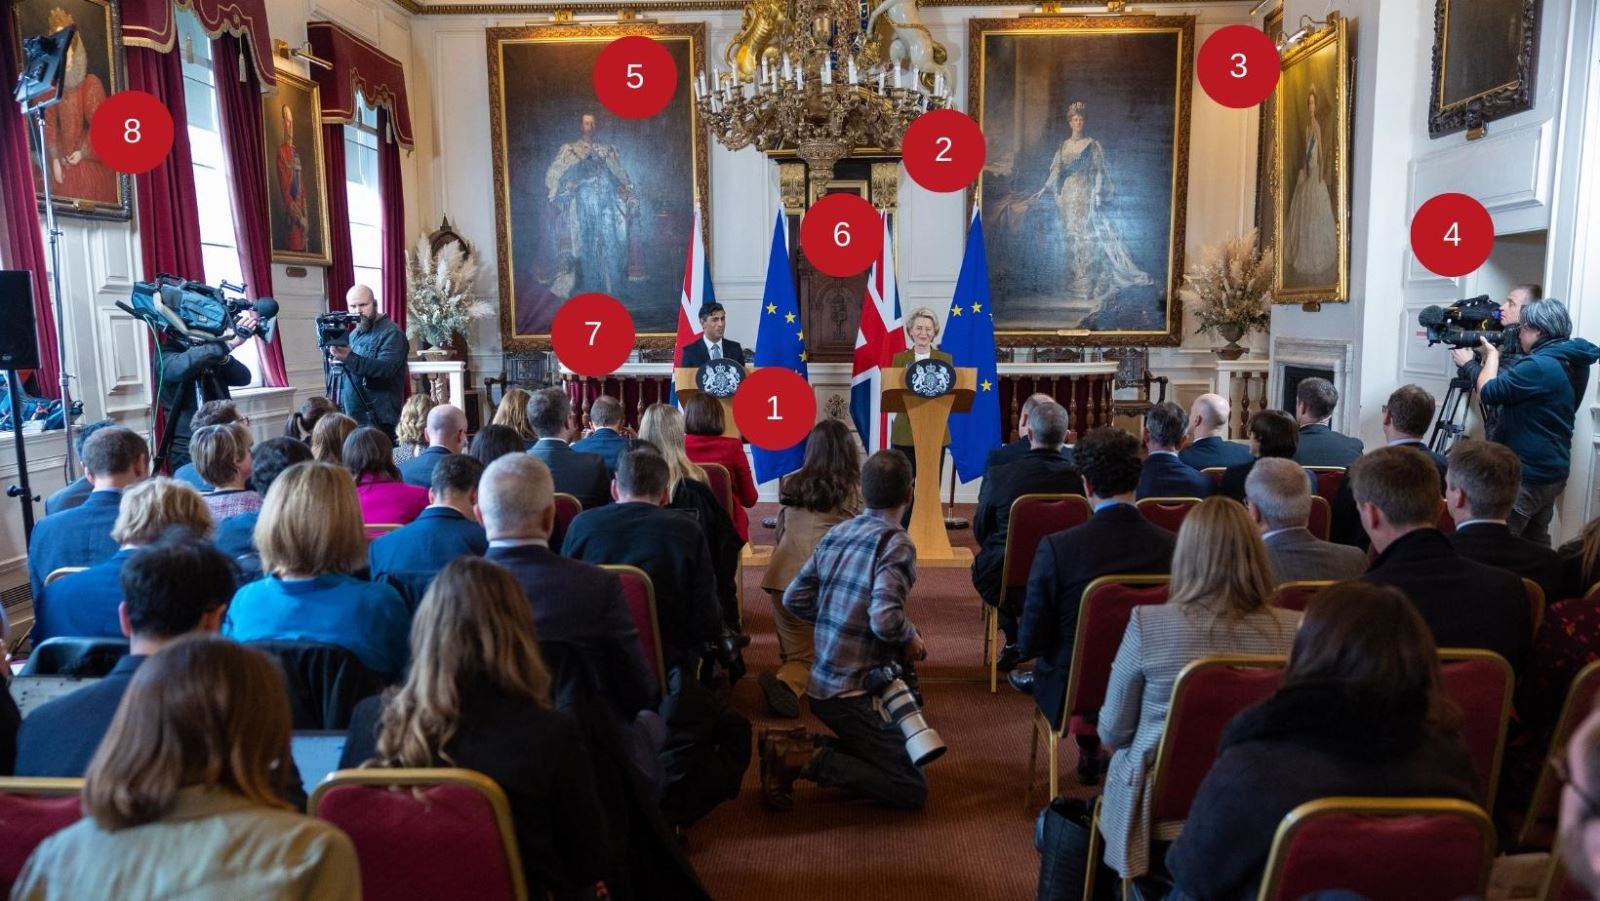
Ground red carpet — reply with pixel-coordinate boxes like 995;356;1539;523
686;504;1091;899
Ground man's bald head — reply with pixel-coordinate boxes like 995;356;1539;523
478;454;555;540
425;404;468;452
1190;393;1231;438
1019;392;1063;439
346;285;378;324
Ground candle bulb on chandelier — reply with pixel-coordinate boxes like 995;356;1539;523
823;56;832;86
848;56;858;85
894;64;902;89
877;69;886;93
782;54;792;81
910;67;919;92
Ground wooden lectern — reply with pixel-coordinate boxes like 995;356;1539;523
673;368;744;438
882;366;977;566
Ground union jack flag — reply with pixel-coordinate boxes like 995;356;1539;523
850;212;903;452
670;205;716;402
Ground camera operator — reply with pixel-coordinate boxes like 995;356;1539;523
1460;297;1600;546
327;285;407;438
155;308;259;473
1451;284;1541;441
766;449;931;812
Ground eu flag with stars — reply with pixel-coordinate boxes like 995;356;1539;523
944;207;1001;483
751;208;809;483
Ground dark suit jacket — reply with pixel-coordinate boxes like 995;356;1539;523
529;439;612;511
397;445;452;488
27;489;123;602
35;547;135;643
1177;436;1253;471
368;506;488;596
1292;423;1365;468
1449;521;1564;604
1137;452;1214;500
972;449;1083;608
678;337;746;368
1330;439;1446;548
485;543;657;714
17;654;145;777
43;477;90;516
572;428;631;473
1363;528;1531;669
1220;458;1316;504
1018;503;1177;727
985;438;1074;473
563;502;723;666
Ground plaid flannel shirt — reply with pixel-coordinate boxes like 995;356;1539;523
782;512;919;698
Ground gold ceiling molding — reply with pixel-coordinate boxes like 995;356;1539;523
400;0;1214;16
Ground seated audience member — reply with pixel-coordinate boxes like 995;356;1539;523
1165;582;1478;899
44;418;115;514
1246;457;1367;583
1561;516;1600;599
282;395;336;444
491;386;539;447
28;426;150;602
1559;706;1600;896
572;395;632;473
471;423;529;466
1178;394;1252;470
172;400;245;492
1014;427;1178;784
36;479;211;643
480;454;655;715
224;462;411;681
528;387;611;510
1219;410;1310;502
369;454;488;597
1097;496;1299;884
1137;401;1212;500
341;558;615;900
19;535;234;777
343;426;428;530
639;403;746;637
398;404;467;488
1445;439;1563;601
1292;376;1364;467
190;422;261;520
972;401;1083;671
760;419;863;718
13;637;358;899
1356;445;1531;668
1330;385;1447;547
987;393;1075;473
213;437;313;561
390;393;436;466
683;394;759;543
765;450;928;812
563;449;722;670
309;412;356;465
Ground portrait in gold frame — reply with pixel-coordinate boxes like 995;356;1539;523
487;22;709;351
1273;13;1350;305
261;69;332;266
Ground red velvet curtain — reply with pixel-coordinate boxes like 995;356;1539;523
126;46;205;283
377;108;406;336
213;34;287;387
323;124;354;313
0;11;62;397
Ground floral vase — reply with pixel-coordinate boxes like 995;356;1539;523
1214;324;1247;361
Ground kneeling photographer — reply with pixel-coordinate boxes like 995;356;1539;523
324;285;407;438
1455;297;1600;546
767;449;943;812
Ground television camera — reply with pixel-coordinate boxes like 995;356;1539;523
118;275;278;347
1418;295;1507;349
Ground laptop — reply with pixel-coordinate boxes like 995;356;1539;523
291;731;349;794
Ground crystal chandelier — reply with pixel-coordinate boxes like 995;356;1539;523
695;0;952;180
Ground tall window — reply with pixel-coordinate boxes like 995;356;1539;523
178;11;264;385
345;100;383;301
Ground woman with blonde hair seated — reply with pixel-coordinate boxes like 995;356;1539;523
1096;495;1299;885
13;636;359;899
392;393;437;465
309;412;357;466
341;557;614;899
224;461;411;680
493;387;539;448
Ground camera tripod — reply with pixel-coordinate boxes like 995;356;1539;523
1430;369;1479;454
323;352;380;430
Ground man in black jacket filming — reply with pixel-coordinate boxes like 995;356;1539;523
328;284;407;438
156;310;257;472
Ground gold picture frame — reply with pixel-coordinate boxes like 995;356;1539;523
968;15;1194;348
1254;4;1283;253
1273;12;1350;306
261;68;333;266
487;22;710;351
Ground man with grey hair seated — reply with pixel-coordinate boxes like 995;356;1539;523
527;387;611;510
1246;457;1367;583
985;392;1074;472
1137;401;1213;500
1179;393;1252;470
572;394;630;473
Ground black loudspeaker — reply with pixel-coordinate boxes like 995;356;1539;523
0;271;42;371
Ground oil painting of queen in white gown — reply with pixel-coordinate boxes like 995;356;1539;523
1283;84;1339;287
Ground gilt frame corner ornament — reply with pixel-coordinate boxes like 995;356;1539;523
1272;12;1350;306
1428;0;1542;139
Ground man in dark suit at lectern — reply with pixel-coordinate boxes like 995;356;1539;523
678;303;745;367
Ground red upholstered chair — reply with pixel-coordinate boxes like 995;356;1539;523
1269;580;1335;613
602;565;667;696
1438;649;1514;811
989;494;1093;693
1304;466;1345;503
1306;496;1331;541
1257;797;1495;901
1201;467;1226;488
700;463;736;520
310;768;530;901
0;778;84;894
1135;497;1203;533
1147;656;1287;839
1029;575;1169;804
1525;577;1548;637
551;492;582;553
1514;660;1600;850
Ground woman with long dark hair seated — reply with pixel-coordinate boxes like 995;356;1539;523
1165;581;1479;900
343;426;428;530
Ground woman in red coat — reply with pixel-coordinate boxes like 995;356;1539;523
682;394;759;544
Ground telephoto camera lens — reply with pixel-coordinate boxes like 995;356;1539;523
864;664;947;765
